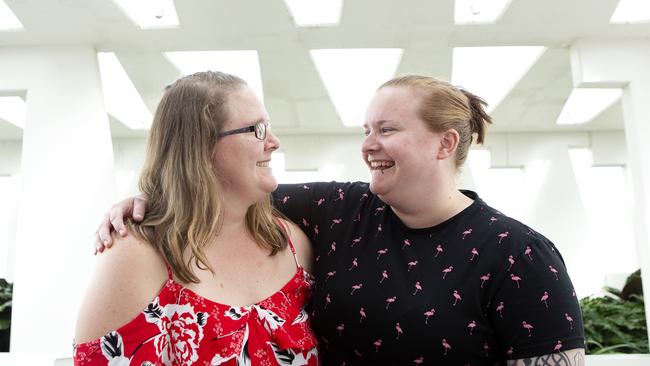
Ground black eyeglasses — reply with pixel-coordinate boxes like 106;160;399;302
217;121;267;140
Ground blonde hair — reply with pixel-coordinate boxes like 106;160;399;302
131;71;287;283
380;75;492;167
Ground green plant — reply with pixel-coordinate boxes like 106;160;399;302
580;272;648;354
0;279;11;331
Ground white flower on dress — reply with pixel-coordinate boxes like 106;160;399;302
267;341;318;365
254;305;285;333
100;331;130;366
153;303;208;366
291;306;309;325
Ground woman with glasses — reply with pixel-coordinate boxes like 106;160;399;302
96;75;585;365
74;71;319;365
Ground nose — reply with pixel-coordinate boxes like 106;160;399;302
361;132;379;154
265;129;280;151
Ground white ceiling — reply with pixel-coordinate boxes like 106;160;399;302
1;0;648;140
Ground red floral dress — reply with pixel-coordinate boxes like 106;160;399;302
74;239;319;366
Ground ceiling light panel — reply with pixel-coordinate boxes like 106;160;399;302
111;0;179;29
97;52;152;130
556;88;622;125
0;0;23;30
0;96;26;129
455;0;512;24
284;0;343;26
165;51;264;101
310;48;403;127
610;0;650;23
452;46;546;112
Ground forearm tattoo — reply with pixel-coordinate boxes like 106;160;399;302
507;350;585;366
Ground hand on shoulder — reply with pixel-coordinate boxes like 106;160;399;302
75;231;167;344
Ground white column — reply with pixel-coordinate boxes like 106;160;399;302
0;46;115;356
570;39;650;344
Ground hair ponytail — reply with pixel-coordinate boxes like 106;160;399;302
460;89;492;145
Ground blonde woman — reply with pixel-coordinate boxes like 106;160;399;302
75;72;318;365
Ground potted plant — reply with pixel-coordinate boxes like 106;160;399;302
0;278;11;352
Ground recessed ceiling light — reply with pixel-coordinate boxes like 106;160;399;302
111;0;179;29
557;88;622;125
164;51;264;101
455;0;512;24
610;0;650;24
452;46;546;111
97;52;152;130
0;0;23;31
284;0;343;27
0;96;26;128
310;48;403;127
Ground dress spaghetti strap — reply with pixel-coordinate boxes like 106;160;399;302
275;218;299;265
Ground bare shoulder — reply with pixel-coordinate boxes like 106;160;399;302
507;348;585;366
279;218;314;273
75;231;167;344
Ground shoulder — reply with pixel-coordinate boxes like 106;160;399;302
278;218;313;273
75;231;167;344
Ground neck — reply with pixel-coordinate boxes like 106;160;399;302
387;184;473;230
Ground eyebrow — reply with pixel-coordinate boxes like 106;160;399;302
362;120;396;129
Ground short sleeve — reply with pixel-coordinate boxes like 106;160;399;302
489;235;585;358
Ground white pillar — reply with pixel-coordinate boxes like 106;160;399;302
0;46;116;356
570;39;650;344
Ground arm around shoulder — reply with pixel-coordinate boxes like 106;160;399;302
75;232;167;344
508;348;585;366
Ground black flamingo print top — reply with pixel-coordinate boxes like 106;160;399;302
273;182;585;366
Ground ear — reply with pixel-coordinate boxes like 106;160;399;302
437;129;460;160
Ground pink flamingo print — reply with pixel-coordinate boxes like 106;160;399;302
315;255;320;262
325;271;336;282
496;301;504;318
374;206;385;215
380;270;389;283
497;231;510;244
470;247;479;261
385;296;397;309
301;184;310;190
325;294;331;309
336;323;344;336
510;273;522;288
424;308;435;324
353;213;361;222
350;284;363;295
522;321;534;337
435;244;444;257
413;357;424;365
377;248;388;260
452;290;462;306
334;188;344;201
351;236;362;247
565;313;574;330
360;193;368;201
359;307;366;323
483;342;490;357
375;224;383;237
330;219;342;229
554;340;562;352
480;273;491;288
354;349;363;358
489;216;498;225
348;258;358;271
467;320;476;335
524;245;533;260
313;225;319;237
441;339;452;355
549;265;559;280
395;323;403;339
540;291;549;308
413;281;422;295
507;255;515;271
402;239;411;250
506;347;514;359
314;197;325;206
462;228;473;239
373;339;382;352
442;265;454;279
407;261;418;272
278;195;290;204
301;218;309;227
328;242;337;255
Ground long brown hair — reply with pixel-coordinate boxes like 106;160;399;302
131;71;287;283
380;75;492;167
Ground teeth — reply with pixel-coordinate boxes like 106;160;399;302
370;160;394;169
256;161;270;167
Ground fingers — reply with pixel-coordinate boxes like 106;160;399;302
133;195;146;222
